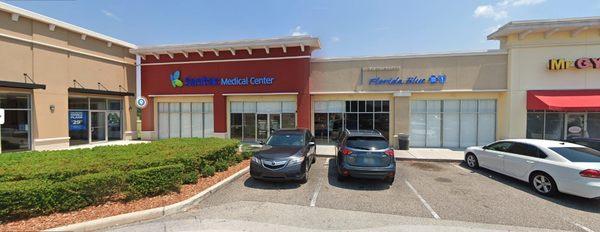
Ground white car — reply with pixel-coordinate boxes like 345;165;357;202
464;139;600;199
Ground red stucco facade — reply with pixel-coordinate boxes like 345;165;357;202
140;46;315;135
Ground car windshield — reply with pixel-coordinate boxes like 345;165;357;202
346;136;388;150
266;133;305;146
549;147;600;162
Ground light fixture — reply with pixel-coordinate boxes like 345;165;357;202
50;104;55;113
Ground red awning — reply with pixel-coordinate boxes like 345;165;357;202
527;90;600;111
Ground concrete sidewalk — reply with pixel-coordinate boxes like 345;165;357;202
316;145;464;162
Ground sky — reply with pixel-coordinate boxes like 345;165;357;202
3;0;600;58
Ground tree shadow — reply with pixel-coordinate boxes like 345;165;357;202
457;162;600;214
326;158;391;191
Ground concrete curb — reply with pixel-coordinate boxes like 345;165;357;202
316;154;463;163
45;166;250;232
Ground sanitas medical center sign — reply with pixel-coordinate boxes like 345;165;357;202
169;70;274;88
548;57;600;70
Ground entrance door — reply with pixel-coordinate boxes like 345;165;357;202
107;111;121;141
257;114;268;142
269;114;280;135
565;113;586;139
91;111;106;142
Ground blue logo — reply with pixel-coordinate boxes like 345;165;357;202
170;70;183;87
369;74;447;86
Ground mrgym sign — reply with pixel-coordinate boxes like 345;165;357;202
548;57;600;71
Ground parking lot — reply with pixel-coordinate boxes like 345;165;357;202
110;158;600;231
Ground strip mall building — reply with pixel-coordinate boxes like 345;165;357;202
134;17;600;148
0;3;136;152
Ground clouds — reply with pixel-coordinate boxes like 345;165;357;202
101;10;121;21
474;5;507;20
331;36;340;43
473;0;546;21
291;26;308;36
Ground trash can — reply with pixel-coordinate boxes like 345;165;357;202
397;133;409;150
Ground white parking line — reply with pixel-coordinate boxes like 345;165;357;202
571;222;595;232
309;158;329;207
405;180;441;220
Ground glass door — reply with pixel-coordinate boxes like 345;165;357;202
107;111;121;141
565;113;586;139
91;111;106;142
269;114;280;135
257;114;268;142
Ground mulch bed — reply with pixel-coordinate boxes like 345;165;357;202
0;159;250;232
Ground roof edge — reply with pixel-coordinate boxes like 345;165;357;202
0;2;136;48
488;16;600;40
130;36;320;55
311;50;507;62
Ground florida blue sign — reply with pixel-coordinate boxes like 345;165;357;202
369;74;447;86
170;70;274;88
69;111;87;131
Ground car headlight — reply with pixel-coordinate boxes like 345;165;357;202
288;156;305;165
251;156;261;163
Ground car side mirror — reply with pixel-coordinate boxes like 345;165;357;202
482;145;489;150
308;141;315;146
258;140;265;145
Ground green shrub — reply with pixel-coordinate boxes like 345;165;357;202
0;138;242;221
242;150;254;159
182;171;199;184
0;180;84;221
124;164;184;200
200;165;216;177
214;160;229;172
65;171;125;205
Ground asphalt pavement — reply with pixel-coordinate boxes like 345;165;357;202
106;158;600;232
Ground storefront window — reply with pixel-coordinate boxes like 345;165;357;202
90;98;107;110
157;102;213;139
69;97;123;145
230;101;296;142
411;99;497;148
526;111;600;140
544;113;564;140
526;112;544;139
314;100;390;144
314;113;328;143
0;94;31;152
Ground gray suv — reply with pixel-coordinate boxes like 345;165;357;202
335;129;396;184
250;129;316;183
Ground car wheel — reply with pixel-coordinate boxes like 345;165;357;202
465;153;479;169
298;162;309;184
530;172;558;197
385;176;394;185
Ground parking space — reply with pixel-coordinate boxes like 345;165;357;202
115;158;600;231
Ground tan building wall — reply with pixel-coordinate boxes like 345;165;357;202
310;52;508;93
500;30;600;139
0;9;136;151
310;53;508;147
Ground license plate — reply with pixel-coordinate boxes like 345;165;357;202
363;157;376;165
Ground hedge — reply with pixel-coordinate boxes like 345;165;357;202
0;138;245;222
124;164;184;200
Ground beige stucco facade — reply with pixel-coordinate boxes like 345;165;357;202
499;29;600;139
0;7;136;151
310;53;508;147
